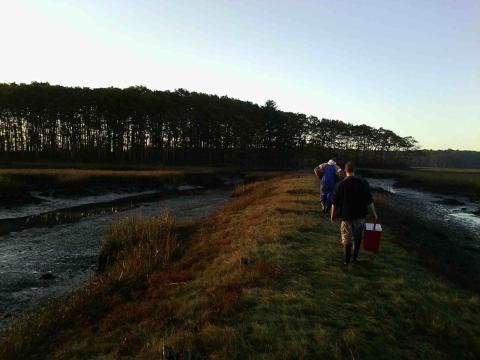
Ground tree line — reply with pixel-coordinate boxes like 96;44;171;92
0;82;418;167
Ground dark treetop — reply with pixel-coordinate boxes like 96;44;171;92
0;83;418;167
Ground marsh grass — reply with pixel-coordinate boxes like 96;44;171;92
1;175;480;359
361;167;480;197
0;168;183;181
0;174;25;193
0;174;40;205
98;213;178;272
1;168;184;189
0;168;186;205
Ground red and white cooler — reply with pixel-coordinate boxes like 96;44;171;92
363;223;382;253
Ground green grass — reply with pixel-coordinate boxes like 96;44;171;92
361;167;480;198
1;175;479;359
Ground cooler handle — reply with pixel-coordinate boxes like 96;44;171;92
373;222;376;231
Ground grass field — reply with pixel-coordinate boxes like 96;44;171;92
361;167;480;198
1;175;479;359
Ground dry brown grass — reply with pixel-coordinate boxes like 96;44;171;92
98;213;178;272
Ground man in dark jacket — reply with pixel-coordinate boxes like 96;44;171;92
330;161;378;266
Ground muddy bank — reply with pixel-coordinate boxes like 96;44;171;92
0;188;205;237
360;169;480;201
367;177;480;233
0;174;245;234
0;171;272;329
0;188;231;330
0;175;179;208
368;177;480;292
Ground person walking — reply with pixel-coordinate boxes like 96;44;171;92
330;161;378;267
314;159;344;213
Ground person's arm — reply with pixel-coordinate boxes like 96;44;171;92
314;163;328;178
369;203;378;222
335;165;345;179
330;182;341;223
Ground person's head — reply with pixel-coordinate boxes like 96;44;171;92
327;159;336;166
345;161;355;175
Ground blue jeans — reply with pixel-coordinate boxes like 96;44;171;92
320;181;335;206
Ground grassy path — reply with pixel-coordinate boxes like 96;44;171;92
231;175;480;358
2;175;479;359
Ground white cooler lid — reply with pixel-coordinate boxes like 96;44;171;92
365;223;382;232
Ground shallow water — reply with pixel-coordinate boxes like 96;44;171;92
0;190;160;220
366;177;480;244
0;189;230;330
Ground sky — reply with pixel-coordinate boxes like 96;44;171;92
0;0;479;150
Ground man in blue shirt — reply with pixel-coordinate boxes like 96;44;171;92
314;159;344;213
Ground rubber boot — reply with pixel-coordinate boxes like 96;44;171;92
344;244;352;265
353;237;361;262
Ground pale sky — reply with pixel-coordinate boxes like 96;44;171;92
0;0;479;150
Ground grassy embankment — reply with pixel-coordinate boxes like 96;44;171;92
361;167;480;199
2;175;480;359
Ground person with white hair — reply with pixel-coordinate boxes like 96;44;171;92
314;159;344;213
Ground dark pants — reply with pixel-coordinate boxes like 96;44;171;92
320;181;335;206
344;236;362;264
